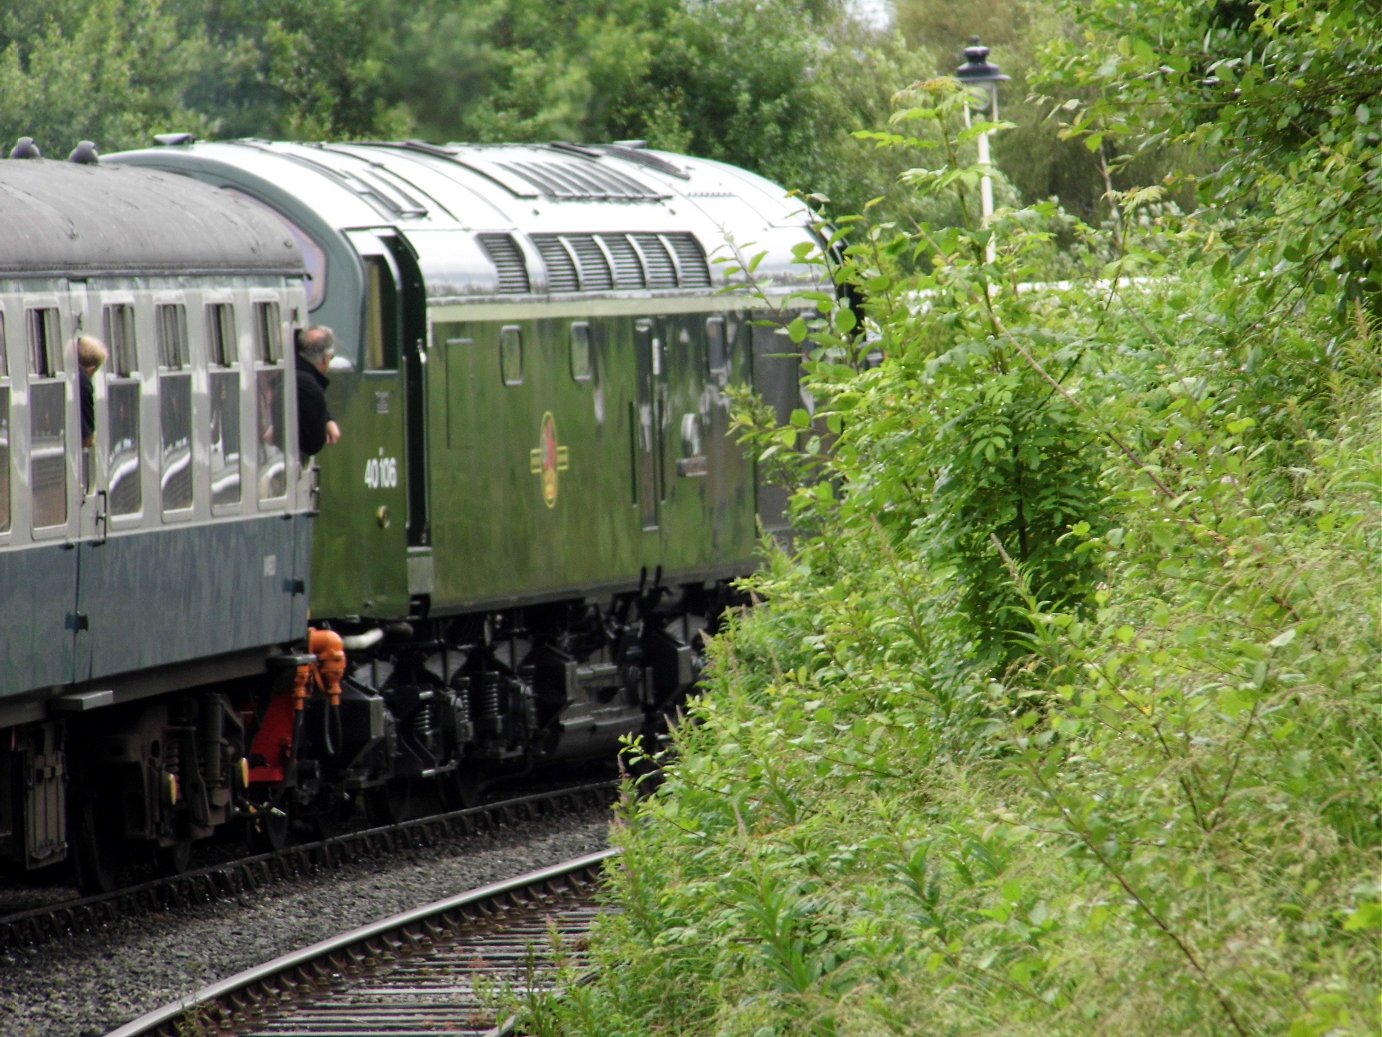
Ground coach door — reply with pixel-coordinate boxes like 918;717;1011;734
7;298;80;689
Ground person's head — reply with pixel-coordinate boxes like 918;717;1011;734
77;335;108;374
297;325;336;372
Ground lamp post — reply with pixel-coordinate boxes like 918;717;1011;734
955;37;1008;263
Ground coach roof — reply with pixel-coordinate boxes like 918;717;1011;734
0;160;304;278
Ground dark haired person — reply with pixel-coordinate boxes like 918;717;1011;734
295;325;342;458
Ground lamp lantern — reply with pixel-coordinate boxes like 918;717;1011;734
955;37;1008;262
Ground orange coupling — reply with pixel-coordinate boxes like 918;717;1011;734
309;627;347;707
291;659;312;712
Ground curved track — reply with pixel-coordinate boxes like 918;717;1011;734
102;849;615;1037
1;781;616;952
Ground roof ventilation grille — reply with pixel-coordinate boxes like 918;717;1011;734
632;234;677;288
665;233;710;287
600;235;645;289
532;235;579;293
478;234;531;294
497;159;663;201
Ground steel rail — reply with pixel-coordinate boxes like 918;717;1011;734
101;848;617;1037
1;780;617;951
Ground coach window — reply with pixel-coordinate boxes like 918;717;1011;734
207;303;241;509
156;304;194;514
253;301;286;501
500;325;523;386
27;307;66;529
0;311;9;533
569;322;593;383
102;304;142;517
706;317;728;381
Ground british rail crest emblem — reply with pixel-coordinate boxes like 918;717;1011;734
529;411;570;508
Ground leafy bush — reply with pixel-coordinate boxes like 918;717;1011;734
506;4;1380;1034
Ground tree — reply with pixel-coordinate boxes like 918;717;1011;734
1042;0;1381;319
181;0;409;140
0;0;212;156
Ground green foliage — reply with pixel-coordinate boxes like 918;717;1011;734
513;3;1382;1034
0;0;214;156
1039;0;1382;321
183;0;409;139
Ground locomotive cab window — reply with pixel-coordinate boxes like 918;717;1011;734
207;302;242;509
500;325;524;386
570;322;593;383
0;310;8;534
26;306;66;530
253;301;287;502
364;256;399;370
102;304;142;518
156;303;194;514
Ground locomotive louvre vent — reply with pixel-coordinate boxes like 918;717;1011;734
521;232;712;292
533;235;580;293
631;233;678;288
566;235;614;291
495;158;662;201
350;166;429;217
666;233;711;287
478;233;531;293
600;234;646;288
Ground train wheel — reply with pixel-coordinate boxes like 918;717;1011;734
155;836;193;877
441;766;482;810
71;798;123;896
365;779;414;826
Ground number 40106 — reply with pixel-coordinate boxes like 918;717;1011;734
364;455;398;489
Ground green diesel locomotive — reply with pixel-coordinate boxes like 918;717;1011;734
110;139;826;820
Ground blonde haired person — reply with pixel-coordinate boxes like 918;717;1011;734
77;335;108;448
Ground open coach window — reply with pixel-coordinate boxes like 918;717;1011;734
207;302;242;508
102;303;142;517
253;300;287;501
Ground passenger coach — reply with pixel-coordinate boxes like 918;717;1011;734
0;158;309;884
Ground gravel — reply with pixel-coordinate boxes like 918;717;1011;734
0;806;613;1037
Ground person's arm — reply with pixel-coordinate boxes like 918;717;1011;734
297;384;328;456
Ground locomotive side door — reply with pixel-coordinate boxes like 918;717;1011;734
633;319;666;531
309;231;416;619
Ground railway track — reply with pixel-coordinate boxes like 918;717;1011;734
0;781;617;952
101;849;614;1037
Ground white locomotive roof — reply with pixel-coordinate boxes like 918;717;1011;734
0;159;303;278
108;139;823;299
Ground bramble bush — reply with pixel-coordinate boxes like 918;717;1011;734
503;3;1380;1033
